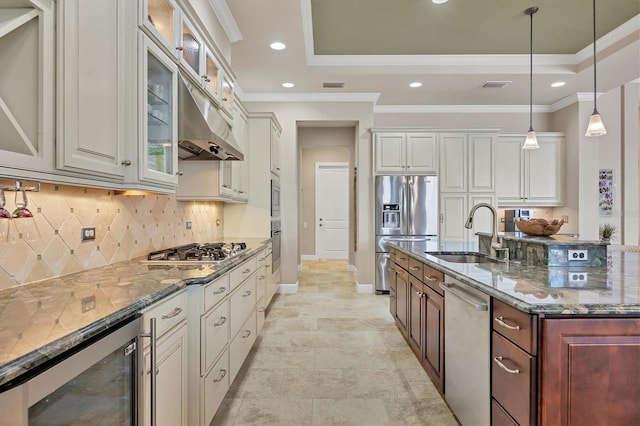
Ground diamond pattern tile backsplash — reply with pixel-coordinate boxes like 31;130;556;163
0;183;224;290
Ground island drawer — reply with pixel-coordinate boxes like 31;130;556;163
422;263;444;295
492;399;518;426
408;257;423;279
141;289;188;341
395;251;409;271
492;299;537;355
230;273;257;338
201;299;229;375
204;274;230;313
230;256;258;291
492;332;536;426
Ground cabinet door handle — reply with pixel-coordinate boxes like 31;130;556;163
121;159;132;166
243;268;251;274
494;316;521;330
214;316;227;326
265;264;271;268
409;266;420;271
440;213;444;224
388;267;395;272
259;275;265;280
161;307;182;319
175;46;184;51
398;256;406;261
213;286;227;295
213;369;227;382
424;275;437;282
243;290;252;297
242;330;252;338
494;356;520;374
416;291;423;297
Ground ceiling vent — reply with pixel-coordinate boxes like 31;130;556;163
322;81;345;89
482;81;512;88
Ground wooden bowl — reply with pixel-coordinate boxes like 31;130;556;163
515;218;565;236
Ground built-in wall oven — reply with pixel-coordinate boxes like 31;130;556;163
1;318;141;425
271;218;281;272
271;178;281;218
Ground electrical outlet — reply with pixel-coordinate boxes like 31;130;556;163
81;227;96;241
81;295;96;313
568;272;588;283
186;221;192;230
568;249;588;261
561;215;569;223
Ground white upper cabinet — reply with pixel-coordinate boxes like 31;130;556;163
141;0;179;53
439;133;495;193
374;132;438;175
177;16;203;83
203;47;220;99
439;192;496;243
495;133;564;207
56;0;135;180
270;120;281;177
0;1;55;176
137;35;179;188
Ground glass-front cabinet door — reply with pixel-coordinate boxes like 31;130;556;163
221;74;234;114
203;47;220;98
141;35;178;186
141;0;179;52
179;18;202;82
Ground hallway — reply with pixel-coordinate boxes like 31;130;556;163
212;260;458;425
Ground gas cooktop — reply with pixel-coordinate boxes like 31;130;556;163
144;242;248;264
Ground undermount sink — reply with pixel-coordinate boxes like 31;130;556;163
428;252;494;264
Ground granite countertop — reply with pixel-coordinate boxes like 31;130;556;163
0;238;270;391
390;240;640;316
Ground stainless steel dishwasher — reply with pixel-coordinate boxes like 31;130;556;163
440;276;490;426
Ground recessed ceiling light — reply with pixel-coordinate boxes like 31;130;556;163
282;82;295;88
409;82;423;88
270;42;286;50
551;81;566;88
432;0;448;4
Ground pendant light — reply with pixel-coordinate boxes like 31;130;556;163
522;6;539;150
585;0;607;136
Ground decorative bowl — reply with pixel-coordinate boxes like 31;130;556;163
515;218;565;236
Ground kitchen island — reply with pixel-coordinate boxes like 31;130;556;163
389;240;640;426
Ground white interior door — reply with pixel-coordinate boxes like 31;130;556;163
316;163;349;259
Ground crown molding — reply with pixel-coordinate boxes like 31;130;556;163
242;92;381;103
575;14;640;63
208;0;243;43
374;104;552;114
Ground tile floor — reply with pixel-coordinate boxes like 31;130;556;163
212;260;458;426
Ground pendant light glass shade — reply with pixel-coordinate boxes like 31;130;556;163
522;7;539;150
586;110;607;136
523;129;539;149
585;0;607;137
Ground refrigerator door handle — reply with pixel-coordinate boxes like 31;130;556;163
406;178;413;234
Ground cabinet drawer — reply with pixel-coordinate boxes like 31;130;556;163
230;273;257;338
423;264;445;295
408;257;423;279
230;256;257;291
395;265;409;282
203;349;229;426
201;299;229;375
492;332;536;426
492;399;518;426
395;251;409;271
141;289;188;342
257;296;266;335
256;267;267;301
204;274;229;312
230;310;256;383
257;248;268;269
492;299;537;355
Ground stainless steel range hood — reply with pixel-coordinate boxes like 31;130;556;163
177;74;243;161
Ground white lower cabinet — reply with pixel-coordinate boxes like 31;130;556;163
187;247;274;425
203;349;230;425
230;309;257;383
140;289;189;426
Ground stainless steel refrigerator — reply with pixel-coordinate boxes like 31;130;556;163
375;175;438;293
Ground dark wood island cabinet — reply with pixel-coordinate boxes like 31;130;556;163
388;242;640;425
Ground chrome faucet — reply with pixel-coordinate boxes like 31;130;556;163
465;203;508;261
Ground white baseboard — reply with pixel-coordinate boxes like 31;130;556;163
348;264;357;272
301;255;318;261
356;282;374;294
278;282;299;293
